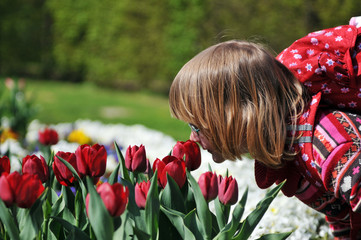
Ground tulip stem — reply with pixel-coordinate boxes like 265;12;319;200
42;188;52;240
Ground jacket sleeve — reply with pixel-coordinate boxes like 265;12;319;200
313;110;361;212
313;110;361;238
277;25;360;89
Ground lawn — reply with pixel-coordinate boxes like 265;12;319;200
23;79;190;141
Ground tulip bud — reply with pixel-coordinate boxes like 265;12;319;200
75;144;107;184
15;173;45;208
22;155;49;183
53;151;78;186
135;180;151;209
172;140;201;171
153;156;186;189
125;145;147;172
218;175;238;205
38;127;59;145
86;182;129;217
0;156;10;175
198;171;218;202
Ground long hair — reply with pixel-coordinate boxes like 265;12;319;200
169;40;309;168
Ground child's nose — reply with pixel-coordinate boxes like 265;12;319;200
190;131;200;142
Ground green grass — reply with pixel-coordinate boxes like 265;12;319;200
24;79;190;141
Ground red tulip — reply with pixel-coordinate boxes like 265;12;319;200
22;155;49;183
53;151;78;186
135;180;151;209
172;140;201;171
86;182;129;217
38;127;59;145
218;175;238;205
75;144;107;184
125;145;147;172
15;173;45;208
0;172;45;208
152;156;186;189
0;156;10;175
198;171;218;201
0;173;16;207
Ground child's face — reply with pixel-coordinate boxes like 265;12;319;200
189;131;225;163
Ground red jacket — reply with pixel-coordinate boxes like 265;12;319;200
255;24;361;239
277;24;361;114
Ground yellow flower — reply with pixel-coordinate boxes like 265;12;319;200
0;128;19;143
67;129;92;145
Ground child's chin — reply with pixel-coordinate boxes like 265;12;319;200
211;152;225;163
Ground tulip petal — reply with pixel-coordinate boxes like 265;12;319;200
0;175;14;207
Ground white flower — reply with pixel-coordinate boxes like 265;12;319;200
306;49;314;55
311;38;319;45
335;36;343;42
302;153;309;161
294;54;302;59
326;59;334;66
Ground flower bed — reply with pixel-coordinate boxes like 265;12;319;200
0;119;331;239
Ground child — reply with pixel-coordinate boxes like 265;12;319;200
169;17;361;239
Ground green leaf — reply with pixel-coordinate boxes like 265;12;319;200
113;211;132;240
186;171;212;239
61;185;75;213
86;177;114;240
56;155;87;202
160;174;185;213
214;198;229;230
183;209;203;240
51;193;65;217
234;181;286;240
256;232;293;240
214;188;247;240
145;171;159;240
208;163;213;172
0;199;20;240
119;178;146;231
108;162;120;185
51;216;90;239
114;141;131;183
18;192;45;240
160;206;195;240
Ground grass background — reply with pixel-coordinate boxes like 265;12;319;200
23;79;190;141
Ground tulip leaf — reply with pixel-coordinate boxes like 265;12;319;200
114;211;133;239
208;163;213;172
119;178;147;233
51;216;90;239
255;232;293;240
108;162;120;185
56;155;87;202
210;211;220;237
145;171;159;240
114;141;131;183
160;174;185;213
214;198;229;230
183;209;203;240
0;199;20;240
61;185;75;213
213;188;247;240
233;181;285;240
160;205;196;240
51;193;65;217
186;171;212;239
86;177;114;240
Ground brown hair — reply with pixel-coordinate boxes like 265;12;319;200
169;40;309;168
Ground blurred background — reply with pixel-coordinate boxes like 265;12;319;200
1;0;361;141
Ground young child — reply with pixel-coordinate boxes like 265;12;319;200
169;18;361;239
